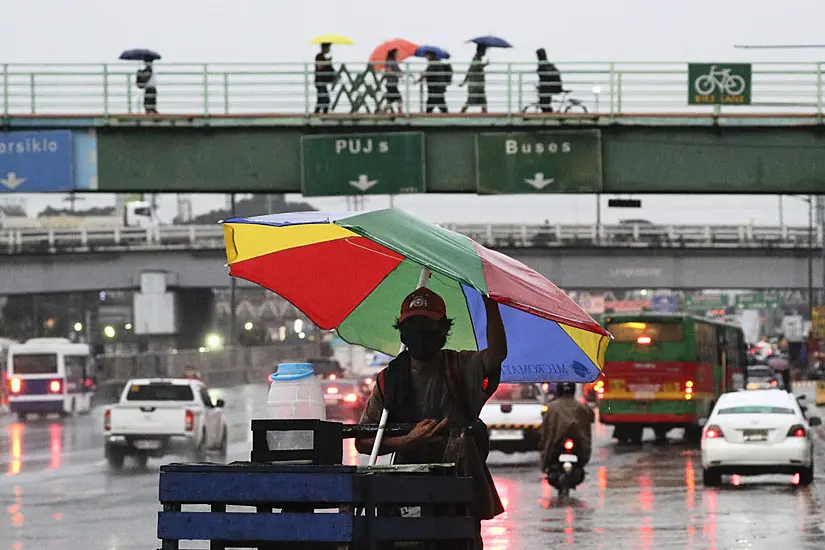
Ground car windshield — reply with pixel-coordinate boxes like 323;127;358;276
126;383;195;401
718;405;795;415
489;383;542;403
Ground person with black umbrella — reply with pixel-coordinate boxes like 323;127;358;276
136;61;158;114
121;49;161;114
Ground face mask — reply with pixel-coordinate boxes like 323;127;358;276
400;326;446;361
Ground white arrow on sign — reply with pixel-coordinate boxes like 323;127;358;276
349;174;377;192
0;172;26;190
524;172;554;190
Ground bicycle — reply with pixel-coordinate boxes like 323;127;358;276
694;65;746;96
521;89;588;114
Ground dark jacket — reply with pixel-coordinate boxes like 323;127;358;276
539;396;595;470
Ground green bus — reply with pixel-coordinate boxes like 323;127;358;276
599;312;747;444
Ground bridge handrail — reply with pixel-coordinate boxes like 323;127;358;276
2;60;824;116
1;223;822;253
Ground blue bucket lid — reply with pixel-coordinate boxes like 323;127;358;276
270;363;314;382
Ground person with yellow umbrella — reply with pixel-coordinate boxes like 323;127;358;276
310;34;353;114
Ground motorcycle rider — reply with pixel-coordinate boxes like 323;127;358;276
539;382;595;491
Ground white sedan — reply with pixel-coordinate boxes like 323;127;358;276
701;389;821;487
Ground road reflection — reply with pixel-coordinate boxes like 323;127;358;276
484;477;513;550
7;422;22;475
5;421;64;476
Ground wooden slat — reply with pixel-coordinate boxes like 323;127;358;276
365;476;473;504
159;471;358;504
157;512;353;543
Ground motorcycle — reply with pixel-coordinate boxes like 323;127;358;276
545;437;585;498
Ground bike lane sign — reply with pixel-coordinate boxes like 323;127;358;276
688;63;751;105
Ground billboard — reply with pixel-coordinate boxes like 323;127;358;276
0;131;73;192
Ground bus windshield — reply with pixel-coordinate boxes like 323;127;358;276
606;322;685;342
11;354;59;375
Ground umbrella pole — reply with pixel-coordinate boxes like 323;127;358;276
368;267;431;466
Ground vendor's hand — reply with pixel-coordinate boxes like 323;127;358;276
406;418;448;446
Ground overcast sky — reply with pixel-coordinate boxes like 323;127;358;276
1;0;823;225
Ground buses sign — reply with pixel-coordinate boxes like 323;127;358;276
688;63;751;105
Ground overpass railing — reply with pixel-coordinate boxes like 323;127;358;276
1;223;822;254
1;61;824;117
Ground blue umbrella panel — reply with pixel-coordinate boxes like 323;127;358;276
415;45;451;60
468;36;513;49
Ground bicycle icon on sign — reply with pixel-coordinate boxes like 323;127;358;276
693;65;746;96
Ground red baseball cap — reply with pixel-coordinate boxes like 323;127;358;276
399;288;447;323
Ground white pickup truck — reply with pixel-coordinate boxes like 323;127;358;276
103;378;228;470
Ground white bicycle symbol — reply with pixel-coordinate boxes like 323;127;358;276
694;65;746;96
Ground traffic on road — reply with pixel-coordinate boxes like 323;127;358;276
3;381;825;549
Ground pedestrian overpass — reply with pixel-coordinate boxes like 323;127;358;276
4;60;825;196
1;223;821;295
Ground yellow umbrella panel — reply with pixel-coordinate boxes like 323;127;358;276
310;34;354;45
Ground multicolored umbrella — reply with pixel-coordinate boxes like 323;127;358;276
223;209;611;383
368;38;418;71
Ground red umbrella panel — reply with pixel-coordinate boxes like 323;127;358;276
369;38;418;71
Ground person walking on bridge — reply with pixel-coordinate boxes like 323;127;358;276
460;44;488;113
355;287;508;549
314;42;336;114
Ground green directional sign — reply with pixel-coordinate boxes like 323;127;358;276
688;63;751;106
735;293;780;310
684;294;730;311
475;130;603;194
300;132;426;196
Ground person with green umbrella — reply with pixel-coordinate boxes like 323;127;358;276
355;287;508;549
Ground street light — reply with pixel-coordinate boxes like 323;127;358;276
103;325;116;339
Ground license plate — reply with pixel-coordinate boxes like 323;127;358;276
743;430;768;442
133;439;162;450
559;454;578;463
489;429;524;441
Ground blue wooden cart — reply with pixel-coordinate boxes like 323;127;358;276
156;420;477;549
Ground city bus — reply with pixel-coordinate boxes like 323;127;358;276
598;313;746;444
6;338;95;420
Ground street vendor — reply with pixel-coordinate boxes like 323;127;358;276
355;287;508;549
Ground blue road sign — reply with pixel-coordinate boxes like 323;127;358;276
0;131;73;192
652;295;677;313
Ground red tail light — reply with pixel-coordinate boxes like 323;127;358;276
326;386;339;394
704;425;724;439
563;438;574;451
344;393;358;403
328;374;337;380
637;336;652;345
185;410;194;431
787;425;806;437
104;409;111;431
10;378;21;394
49;380;62;393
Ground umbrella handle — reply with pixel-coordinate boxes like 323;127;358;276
367;267;432;466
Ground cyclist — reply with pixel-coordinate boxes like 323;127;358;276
536;48;563;113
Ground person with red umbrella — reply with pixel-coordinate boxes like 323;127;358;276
381;48;404;114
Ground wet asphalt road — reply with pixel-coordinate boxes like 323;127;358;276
2;384;825;549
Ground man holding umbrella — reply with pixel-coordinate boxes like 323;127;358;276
120;49;160;114
355;288;508;549
416;46;453;113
